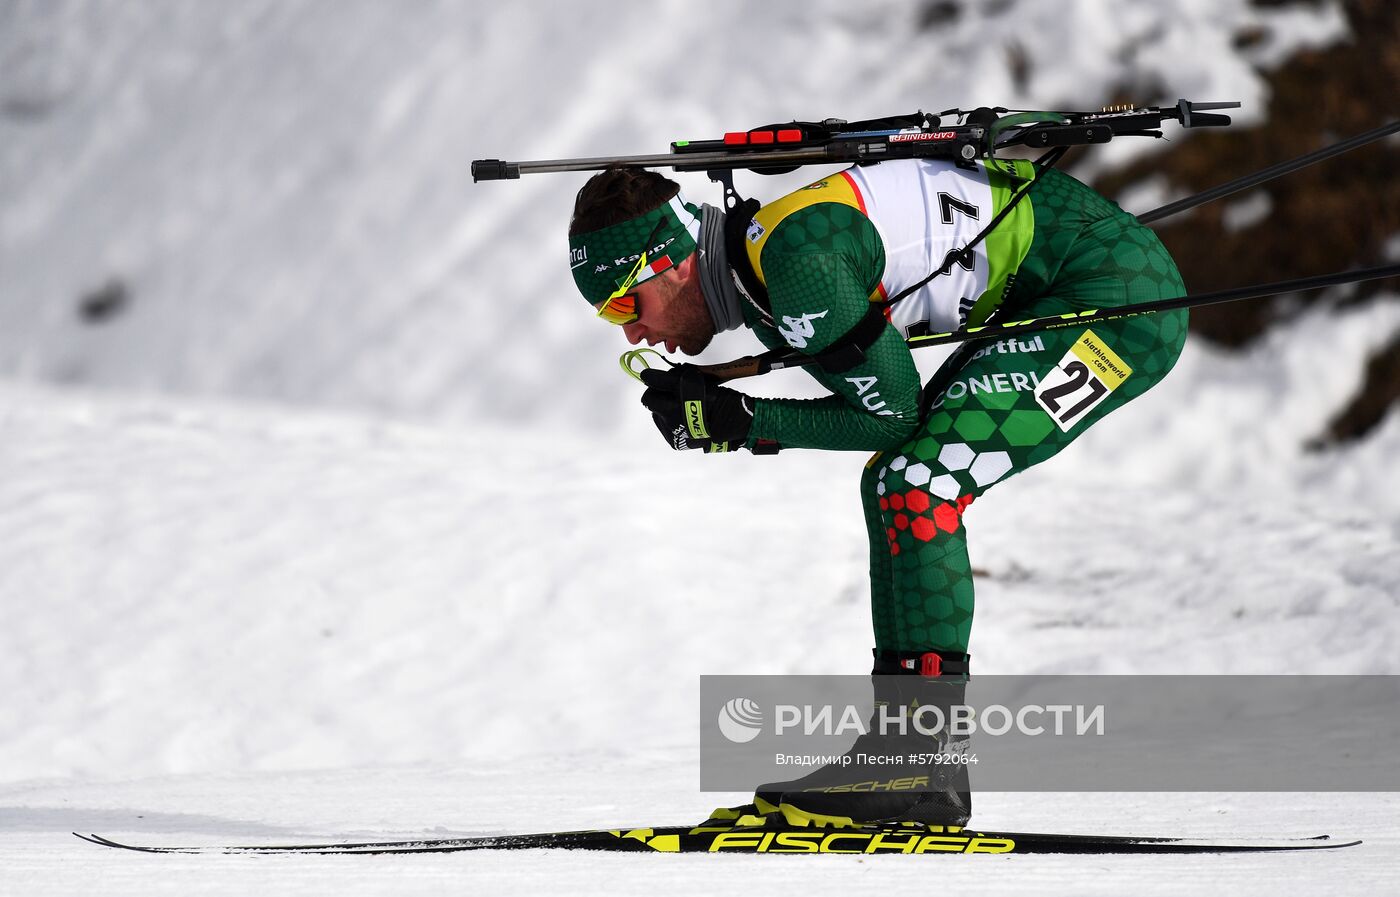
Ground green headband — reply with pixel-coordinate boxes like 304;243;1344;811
568;192;702;305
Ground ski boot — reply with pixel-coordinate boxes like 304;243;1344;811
709;649;973;829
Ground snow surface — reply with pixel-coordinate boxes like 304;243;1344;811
1;296;1395;895
1;1;1397;894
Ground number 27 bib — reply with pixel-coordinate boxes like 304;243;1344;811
1034;330;1133;431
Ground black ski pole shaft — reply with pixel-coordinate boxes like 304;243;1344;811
905;262;1400;348
1137;120;1400;224
699;263;1400;382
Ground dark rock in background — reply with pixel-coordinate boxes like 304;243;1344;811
1309;329;1400;448
1091;0;1399;443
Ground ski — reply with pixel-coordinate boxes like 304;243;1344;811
74;823;1361;855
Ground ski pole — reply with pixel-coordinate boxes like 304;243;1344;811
692;263;1400;382
1137;120;1400;224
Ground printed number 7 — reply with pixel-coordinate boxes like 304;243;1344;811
1039;360;1107;423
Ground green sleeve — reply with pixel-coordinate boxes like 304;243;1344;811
744;204;922;452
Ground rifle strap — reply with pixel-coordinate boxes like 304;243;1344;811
723;197;772;325
883;147;1064;308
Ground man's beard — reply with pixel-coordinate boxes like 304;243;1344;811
679;327;715;356
673;280;717;355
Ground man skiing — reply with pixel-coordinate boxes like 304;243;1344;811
567;156;1187;828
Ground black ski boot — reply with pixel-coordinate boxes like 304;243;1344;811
753;649;973;827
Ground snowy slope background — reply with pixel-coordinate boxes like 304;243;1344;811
1;1;1397;895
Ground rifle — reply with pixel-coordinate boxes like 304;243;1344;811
473;100;1238;210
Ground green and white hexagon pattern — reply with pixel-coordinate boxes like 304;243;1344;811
860;252;1188;655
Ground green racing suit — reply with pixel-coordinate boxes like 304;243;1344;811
734;159;1187;655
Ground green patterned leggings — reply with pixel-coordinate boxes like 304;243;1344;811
861;228;1188;653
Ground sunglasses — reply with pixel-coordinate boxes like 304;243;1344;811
595;218;668;326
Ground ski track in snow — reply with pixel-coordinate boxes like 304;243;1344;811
1;2;1396;894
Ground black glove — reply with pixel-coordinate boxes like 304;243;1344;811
639;365;754;453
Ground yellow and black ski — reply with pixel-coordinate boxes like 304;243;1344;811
74;822;1360;855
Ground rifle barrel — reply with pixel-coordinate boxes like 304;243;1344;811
474;147;842;181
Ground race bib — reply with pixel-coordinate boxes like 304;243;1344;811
1033;330;1132;431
